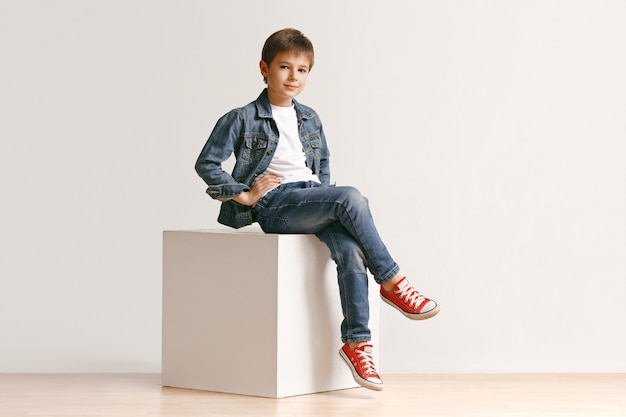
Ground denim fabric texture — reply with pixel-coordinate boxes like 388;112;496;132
195;90;399;342
254;181;400;342
195;89;330;229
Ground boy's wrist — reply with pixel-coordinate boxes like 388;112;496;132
233;191;253;206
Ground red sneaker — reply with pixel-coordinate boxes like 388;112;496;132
380;277;440;320
339;343;383;391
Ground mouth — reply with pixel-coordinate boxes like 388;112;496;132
285;84;298;90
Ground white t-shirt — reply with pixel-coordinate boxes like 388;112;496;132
263;104;320;184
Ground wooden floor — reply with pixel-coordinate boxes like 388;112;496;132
1;373;625;417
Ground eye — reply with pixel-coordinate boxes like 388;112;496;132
299;68;309;73
280;65;289;70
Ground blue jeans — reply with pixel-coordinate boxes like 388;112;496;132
253;181;400;343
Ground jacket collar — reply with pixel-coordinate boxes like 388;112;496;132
255;88;314;120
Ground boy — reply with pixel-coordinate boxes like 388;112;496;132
195;28;439;391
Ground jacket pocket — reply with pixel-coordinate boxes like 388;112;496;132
302;133;322;173
241;134;269;163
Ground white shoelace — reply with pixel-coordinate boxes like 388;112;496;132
356;347;378;376
395;282;427;309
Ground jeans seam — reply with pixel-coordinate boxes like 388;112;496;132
335;198;398;283
262;195;399;281
320;227;370;343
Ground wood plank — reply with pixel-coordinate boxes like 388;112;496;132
1;373;625;416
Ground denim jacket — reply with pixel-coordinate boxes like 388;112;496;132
195;89;331;228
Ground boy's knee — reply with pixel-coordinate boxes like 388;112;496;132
336;185;363;199
340;186;368;208
338;244;368;273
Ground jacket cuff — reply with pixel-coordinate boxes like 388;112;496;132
207;183;250;201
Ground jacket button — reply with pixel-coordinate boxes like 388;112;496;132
267;150;273;155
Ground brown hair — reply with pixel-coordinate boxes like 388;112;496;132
261;28;314;83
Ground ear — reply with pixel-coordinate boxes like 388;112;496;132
259;60;269;78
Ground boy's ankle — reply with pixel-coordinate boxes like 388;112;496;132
381;273;403;292
347;341;368;349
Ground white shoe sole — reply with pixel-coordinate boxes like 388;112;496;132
380;293;441;320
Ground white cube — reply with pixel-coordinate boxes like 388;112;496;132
162;228;380;398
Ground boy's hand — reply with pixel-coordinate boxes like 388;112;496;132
232;174;281;206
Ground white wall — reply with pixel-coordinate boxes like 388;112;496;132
1;0;624;373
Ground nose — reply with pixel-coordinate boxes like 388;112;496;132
289;69;298;80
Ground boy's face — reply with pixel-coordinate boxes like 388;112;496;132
260;51;311;107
